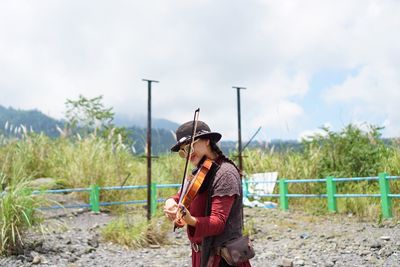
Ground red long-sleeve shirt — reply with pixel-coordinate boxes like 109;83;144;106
172;193;251;267
171;159;251;267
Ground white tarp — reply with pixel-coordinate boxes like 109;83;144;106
247;171;278;195
243;171;279;208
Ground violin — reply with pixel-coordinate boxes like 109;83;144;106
173;108;213;230
174;157;213;228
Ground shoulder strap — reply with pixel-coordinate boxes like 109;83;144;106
200;161;219;267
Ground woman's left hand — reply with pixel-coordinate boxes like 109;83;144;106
164;198;179;221
178;204;197;227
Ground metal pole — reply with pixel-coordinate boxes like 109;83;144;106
142;79;159;221
241;126;261;153
233;86;246;175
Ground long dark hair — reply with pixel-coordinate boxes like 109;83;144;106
209;140;242;176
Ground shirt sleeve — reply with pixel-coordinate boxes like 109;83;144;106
188;195;236;239
212;168;241;198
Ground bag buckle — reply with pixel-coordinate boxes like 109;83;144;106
191;242;200;252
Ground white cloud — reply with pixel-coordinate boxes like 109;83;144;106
324;63;400;137
298;123;332;142
0;0;400;139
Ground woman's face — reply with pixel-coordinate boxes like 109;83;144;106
179;138;210;166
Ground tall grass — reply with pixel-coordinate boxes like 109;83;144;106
0;125;399;221
241;125;400;218
0;173;42;255
0;124;399;250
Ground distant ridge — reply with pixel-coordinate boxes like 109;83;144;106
0;105;62;137
0;105;180;154
114;114;179;131
0;105;180;134
0;105;304;155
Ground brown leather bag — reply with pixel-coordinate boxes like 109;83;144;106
219;235;255;266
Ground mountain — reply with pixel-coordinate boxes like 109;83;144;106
0;105;179;154
0;105;63;137
127;126;176;154
114;114;179;131
0;105;304;155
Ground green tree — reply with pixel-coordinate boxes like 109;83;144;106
65;95;114;135
302;124;389;177
64;95;133;149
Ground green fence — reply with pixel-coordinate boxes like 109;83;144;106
32;173;400;219
243;173;400;218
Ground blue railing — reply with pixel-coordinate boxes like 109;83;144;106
30;173;400;218
34;183;180;213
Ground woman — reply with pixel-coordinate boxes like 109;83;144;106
164;120;252;267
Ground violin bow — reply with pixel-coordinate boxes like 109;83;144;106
175;108;200;230
181;108;200;188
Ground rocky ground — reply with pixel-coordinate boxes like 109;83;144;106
1;205;400;267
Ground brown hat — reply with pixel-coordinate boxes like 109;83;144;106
170;120;222;152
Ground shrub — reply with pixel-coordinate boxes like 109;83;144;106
0;174;42;255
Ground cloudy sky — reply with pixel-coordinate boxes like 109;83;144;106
1;0;399;141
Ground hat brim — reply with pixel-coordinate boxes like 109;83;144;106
171;132;222;152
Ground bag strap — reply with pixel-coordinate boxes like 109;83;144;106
240;177;244;233
200;161;219;267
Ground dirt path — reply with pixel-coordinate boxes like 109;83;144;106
1;207;399;267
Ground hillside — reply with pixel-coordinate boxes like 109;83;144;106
0;105;62;137
0;105;182;155
114;114;179;131
0;105;305;155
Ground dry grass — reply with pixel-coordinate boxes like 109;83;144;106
101;212;171;248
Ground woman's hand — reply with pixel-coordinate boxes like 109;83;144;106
178;204;197;227
164;198;178;221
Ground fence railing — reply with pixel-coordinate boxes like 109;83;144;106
243;172;400;218
33;183;181;216
32;173;400;219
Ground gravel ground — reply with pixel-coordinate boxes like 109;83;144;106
1;206;399;267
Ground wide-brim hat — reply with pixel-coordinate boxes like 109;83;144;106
170;120;222;152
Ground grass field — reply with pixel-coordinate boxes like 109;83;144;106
1;125;399;254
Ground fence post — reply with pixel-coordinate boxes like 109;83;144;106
326;176;337;213
279;179;289;211
151;182;157;217
379;172;392;219
90;184;100;213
